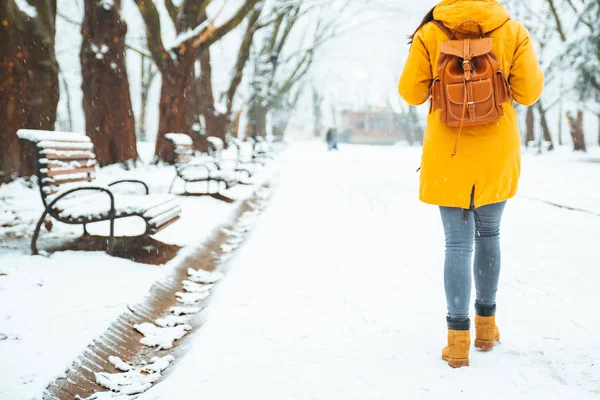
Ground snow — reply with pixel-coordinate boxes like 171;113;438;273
178;166;234;182
138;142;600;400
176;291;210;304
187;268;224;284
0;252;166;400
94;355;174;395
155;315;192;328
167;20;211;51
0;156;275;399
39;141;94;150
108;356;134;372
14;0;37;18
134;322;192;350
17;129;90;143
165;133;193;146
169;306;202;316
98;0;114;11
54;193;179;220
206;136;225;152
181;280;213;293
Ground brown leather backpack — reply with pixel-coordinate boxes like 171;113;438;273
430;20;512;155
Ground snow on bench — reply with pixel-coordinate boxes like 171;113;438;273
207;136;225;153
17;129;91;143
165;133;193;146
165;133;244;197
17;129;182;255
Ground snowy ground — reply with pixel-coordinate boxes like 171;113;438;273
137;142;600;400
0;144;272;399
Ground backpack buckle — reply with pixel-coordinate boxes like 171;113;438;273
467;102;475;109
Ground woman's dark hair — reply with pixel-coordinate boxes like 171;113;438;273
408;6;436;44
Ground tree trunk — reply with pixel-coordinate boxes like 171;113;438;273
597;113;600;147
197;51;221;151
537;102;554;151
576;110;587;152
0;2;59;181
155;62;195;163
255;105;268;138
81;0;137;167
525;106;535;145
567;110;587;152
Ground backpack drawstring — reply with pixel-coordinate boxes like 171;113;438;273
452;54;475;157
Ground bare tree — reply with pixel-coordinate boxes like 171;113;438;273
543;0;600;149
250;1;342;137
132;0;262;162
188;5;265;151
0;1;59;181
81;0;138;166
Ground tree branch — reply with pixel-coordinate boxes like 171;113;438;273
58;12;152;57
3;0;25;28
190;0;262;52
133;0;171;71
225;7;262;115
164;0;179;25
546;0;567;42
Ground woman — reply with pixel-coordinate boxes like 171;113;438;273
398;0;543;368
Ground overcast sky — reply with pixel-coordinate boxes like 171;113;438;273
288;0;441;130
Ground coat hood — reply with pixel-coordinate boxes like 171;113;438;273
433;0;511;35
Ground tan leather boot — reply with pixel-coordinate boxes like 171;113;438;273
475;315;500;350
442;329;470;368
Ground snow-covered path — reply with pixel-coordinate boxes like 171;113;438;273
140;142;600;399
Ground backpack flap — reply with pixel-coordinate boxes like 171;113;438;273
440;38;493;59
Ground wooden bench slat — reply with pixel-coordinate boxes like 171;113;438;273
38;143;95;151
42;166;96;178
41;151;96;160
41;159;97;169
147;208;182;231
41;175;94;187
143;199;180;219
149;215;181;234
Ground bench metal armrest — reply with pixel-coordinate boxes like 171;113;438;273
109;179;150;195
32;187;116;255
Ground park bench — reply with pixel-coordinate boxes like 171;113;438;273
17;130;181;255
248;137;276;166
165;133;250;199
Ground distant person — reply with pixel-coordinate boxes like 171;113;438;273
398;0;543;368
325;127;339;151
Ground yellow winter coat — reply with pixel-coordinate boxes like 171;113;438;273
398;0;544;208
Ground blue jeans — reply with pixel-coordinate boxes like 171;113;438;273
439;200;506;322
